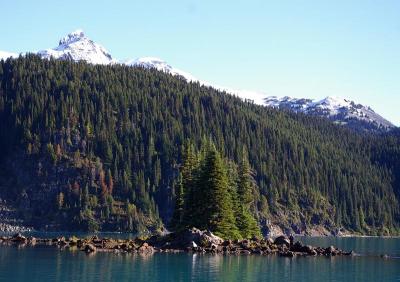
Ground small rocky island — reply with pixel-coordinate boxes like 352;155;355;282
0;228;354;257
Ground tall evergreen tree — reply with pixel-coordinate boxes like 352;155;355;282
236;148;262;238
196;145;241;239
170;173;185;230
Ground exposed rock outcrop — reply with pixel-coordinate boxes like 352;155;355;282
0;231;355;258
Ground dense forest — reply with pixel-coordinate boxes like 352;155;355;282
0;55;399;235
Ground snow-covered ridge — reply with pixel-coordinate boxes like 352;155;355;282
123;57;266;104
125;57;198;82
0;50;18;60
265;96;395;131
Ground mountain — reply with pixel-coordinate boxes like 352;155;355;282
37;30;115;65
264;96;395;132
0;30;396;131
1;56;399;235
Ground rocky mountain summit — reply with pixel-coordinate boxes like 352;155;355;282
37;29;115;65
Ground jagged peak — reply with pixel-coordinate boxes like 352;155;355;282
37;30;114;65
58;29;86;46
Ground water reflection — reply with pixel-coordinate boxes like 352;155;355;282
0;240;400;282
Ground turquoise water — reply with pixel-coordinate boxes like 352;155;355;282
0;236;399;281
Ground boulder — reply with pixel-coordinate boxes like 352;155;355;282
57;237;68;246
274;236;290;247
325;246;337;255
186;241;198;252
222;239;233;247
290;241;303;252
201;230;224;247
346;250;356;256
120;243;129;251
84;244;96;253
27;236;37;245
309;249;317;256
176;228;223;249
241;239;250;249
301;245;316;255
138;242;154;254
11;233;27;243
189;241;198;248
265;237;274;245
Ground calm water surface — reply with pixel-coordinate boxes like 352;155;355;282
0;235;399;282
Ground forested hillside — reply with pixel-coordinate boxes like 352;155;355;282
0;55;399;235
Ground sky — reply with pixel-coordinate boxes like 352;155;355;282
1;0;399;125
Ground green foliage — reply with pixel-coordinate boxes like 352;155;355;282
235;149;262;238
198;146;241;239
46;143;57;164
0;56;399;234
170;173;185;229
174;142;259;239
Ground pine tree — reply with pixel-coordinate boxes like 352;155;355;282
198;145;241;239
236;148;261;238
180;141;199;227
170;173;185;230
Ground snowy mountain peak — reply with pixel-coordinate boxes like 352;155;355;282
38;30;115;65
265;95;394;132
58;29;86;45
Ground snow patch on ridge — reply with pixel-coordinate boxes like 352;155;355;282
125;57;198;82
0;50;18;60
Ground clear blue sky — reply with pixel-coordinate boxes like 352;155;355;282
1;0;399;125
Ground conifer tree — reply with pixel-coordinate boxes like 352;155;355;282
236;148;261;238
170;173;185;230
198;145;241;239
180;141;199;227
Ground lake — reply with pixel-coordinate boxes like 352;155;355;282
0;235;399;282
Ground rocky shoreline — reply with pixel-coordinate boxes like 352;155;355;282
0;228;355;257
